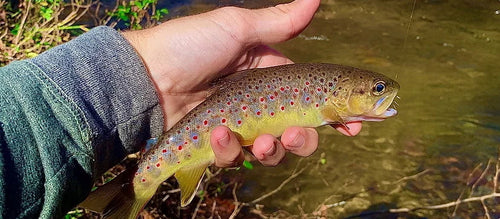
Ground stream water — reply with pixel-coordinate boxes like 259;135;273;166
161;0;500;217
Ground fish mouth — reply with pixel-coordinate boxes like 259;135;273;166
347;92;398;122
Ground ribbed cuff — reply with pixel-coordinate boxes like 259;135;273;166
29;26;164;175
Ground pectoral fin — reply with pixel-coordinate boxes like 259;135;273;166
321;105;345;124
175;162;210;206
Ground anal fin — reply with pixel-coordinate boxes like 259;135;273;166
175;162;210;207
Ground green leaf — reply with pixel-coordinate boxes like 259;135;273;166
242;160;254;170
11;23;20;35
27;52;38;58
160;8;169;14
134;1;143;9
320;158;326;165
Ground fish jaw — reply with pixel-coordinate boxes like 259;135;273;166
344;86;399;122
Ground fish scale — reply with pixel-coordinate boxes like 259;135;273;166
81;63;399;219
136;64;334;183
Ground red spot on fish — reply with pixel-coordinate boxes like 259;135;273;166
324;98;328;102
305;81;310;86
177;161;180;164
270;112;275;116
141;178;146;182
280;87;285;91
184;141;188;144
260;97;265;102
256;111;261;116
233;98;238;101
317;88;322;92
237;120;242;125
306;97;310;101
280;106;285;111
186;127;190;130
193;136;198;140
290;101;295;106
246;94;250;98
315;103;319;108
221;118;226;124
286;86;290;89
162;149;167;153
227;101;231;106
294;88;299;93
203;120;208;126
146;166;151;170
270;95;275;100
156;163;161;168
242;106;248;111
207;110;211;113
220;109;225;113
178;145;183;150
267;85;271;88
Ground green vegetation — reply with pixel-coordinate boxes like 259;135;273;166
0;0;169;66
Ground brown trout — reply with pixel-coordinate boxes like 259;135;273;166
82;63;399;218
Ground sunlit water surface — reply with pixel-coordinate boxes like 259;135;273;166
165;0;500;217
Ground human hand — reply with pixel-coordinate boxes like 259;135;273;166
122;0;362;167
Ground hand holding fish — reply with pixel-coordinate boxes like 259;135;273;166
122;0;362;168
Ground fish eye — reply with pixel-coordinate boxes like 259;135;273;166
373;81;386;95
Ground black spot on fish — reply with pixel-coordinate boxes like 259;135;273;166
320;78;325;83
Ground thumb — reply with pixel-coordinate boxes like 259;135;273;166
249;0;321;44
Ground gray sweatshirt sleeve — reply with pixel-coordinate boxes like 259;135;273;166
0;26;164;218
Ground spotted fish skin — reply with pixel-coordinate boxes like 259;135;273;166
88;63;399;219
135;64;342;186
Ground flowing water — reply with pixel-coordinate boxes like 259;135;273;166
162;0;500;217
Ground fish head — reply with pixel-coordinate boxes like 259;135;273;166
335;69;399;122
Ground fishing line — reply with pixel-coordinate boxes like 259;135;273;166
399;0;418;80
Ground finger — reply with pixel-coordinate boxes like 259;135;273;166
236;45;294;71
249;134;286;166
281;127;318;157
210;126;245;167
250;0;321;44
332;121;363;136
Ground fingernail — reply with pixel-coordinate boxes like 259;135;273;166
289;133;305;148
264;141;277;156
217;131;230;147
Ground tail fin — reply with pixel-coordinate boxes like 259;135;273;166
79;166;155;219
101;183;153;219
